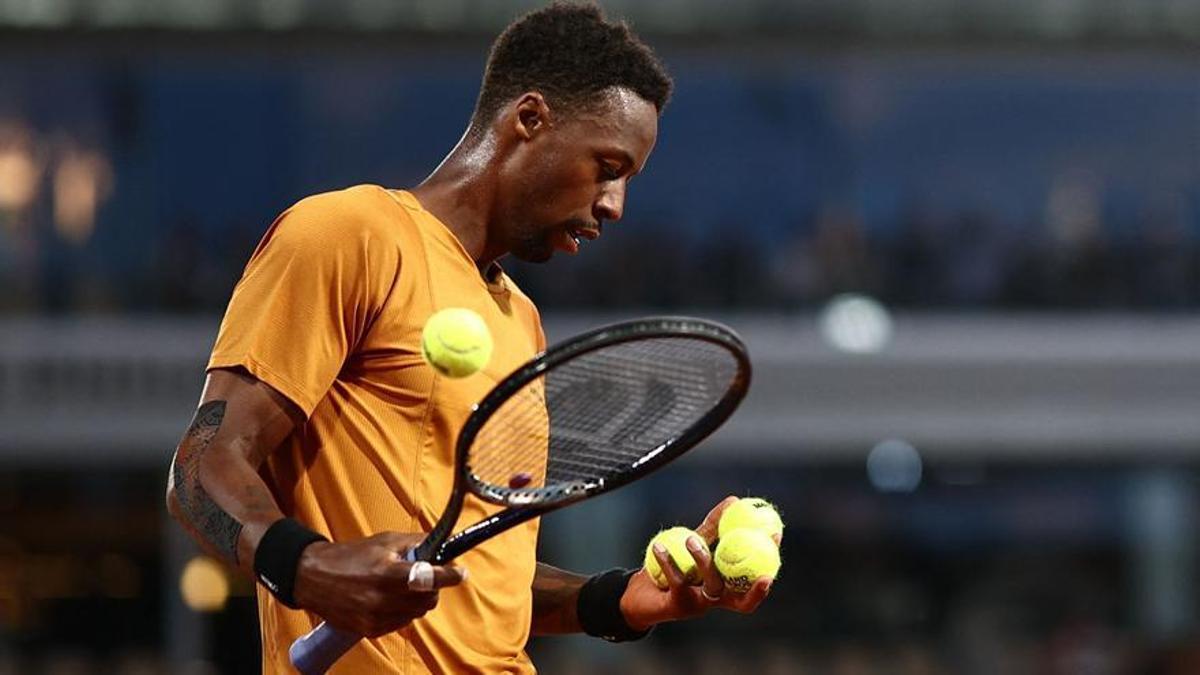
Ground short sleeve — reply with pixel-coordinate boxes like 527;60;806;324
207;190;401;417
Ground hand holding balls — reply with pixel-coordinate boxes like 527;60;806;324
422;308;493;378
641;497;783;596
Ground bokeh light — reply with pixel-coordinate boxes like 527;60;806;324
867;439;923;493
179;556;229;613
819;293;894;355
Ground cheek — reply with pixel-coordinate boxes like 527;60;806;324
507;144;598;218
534;161;597;212
528;141;590;188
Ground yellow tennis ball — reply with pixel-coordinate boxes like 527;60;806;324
643;526;707;590
421;308;493;378
718;497;784;541
714;528;781;593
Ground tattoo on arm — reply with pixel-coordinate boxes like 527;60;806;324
172;401;245;564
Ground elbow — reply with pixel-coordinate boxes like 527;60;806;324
165;459;184;523
165;485;181;522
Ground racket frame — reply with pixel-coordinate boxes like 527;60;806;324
413;316;751;564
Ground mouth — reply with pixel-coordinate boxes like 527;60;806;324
570;224;601;242
556;223;601;255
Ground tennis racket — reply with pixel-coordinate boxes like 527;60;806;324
289;316;752;674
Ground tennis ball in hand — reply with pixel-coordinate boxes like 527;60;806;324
422;308;493;378
714;528;781;593
718;497;784;541
644;526;708;589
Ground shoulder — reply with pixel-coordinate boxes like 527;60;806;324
256;185;417;265
246;185;413;281
283;184;413;242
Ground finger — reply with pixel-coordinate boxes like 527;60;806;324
694;495;740;543
421;591;440;612
407;561;437;591
652;544;688;588
414;591;439;613
383;560;468;592
430;563;468;589
687;535;725;600
385;591;439;620
380;598;438;631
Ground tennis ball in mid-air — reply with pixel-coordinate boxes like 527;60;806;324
718;497;784;542
421;308;493;378
714;528;781;593
644;526;708;589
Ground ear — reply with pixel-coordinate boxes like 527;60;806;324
512;92;552;140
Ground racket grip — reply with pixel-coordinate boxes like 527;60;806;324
289;622;359;675
289;547;428;672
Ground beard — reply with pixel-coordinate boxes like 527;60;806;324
507;217;594;263
508;225;556;263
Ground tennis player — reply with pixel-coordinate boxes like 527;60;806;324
166;3;773;672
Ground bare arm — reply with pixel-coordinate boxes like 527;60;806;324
530;563;588;635
166;368;466;636
166;368;298;575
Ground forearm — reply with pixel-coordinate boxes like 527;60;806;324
530;563;589;635
167;399;286;576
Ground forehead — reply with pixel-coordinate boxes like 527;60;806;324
566;87;658;164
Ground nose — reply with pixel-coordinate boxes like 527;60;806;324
594;181;625;223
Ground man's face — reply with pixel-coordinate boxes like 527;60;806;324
496;87;659;263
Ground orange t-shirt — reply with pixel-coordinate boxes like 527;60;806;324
208;185;546;674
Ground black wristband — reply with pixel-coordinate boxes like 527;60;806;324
577;568;652;643
253;517;328;609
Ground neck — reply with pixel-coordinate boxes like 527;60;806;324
410;129;505;273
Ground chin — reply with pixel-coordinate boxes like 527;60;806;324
509;235;555;264
511;247;555;264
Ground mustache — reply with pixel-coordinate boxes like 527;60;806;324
560;218;601;234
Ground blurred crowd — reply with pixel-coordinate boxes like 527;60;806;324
512;199;1200;311
1;101;1194;314
2;191;1197;315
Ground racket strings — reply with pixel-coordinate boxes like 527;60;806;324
467;337;740;497
471;339;720;482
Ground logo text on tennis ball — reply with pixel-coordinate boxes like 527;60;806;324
718;497;784;542
714;528;780;593
421;308;494;378
644;526;708;589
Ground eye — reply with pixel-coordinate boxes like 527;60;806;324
599;161;622;181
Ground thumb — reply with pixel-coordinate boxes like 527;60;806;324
695;495;740;543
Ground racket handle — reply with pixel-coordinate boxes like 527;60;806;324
289;622;359;675
287;548;425;673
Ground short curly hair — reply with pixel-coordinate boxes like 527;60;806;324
470;2;672;131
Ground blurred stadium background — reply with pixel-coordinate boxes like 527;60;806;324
2;0;1200;673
